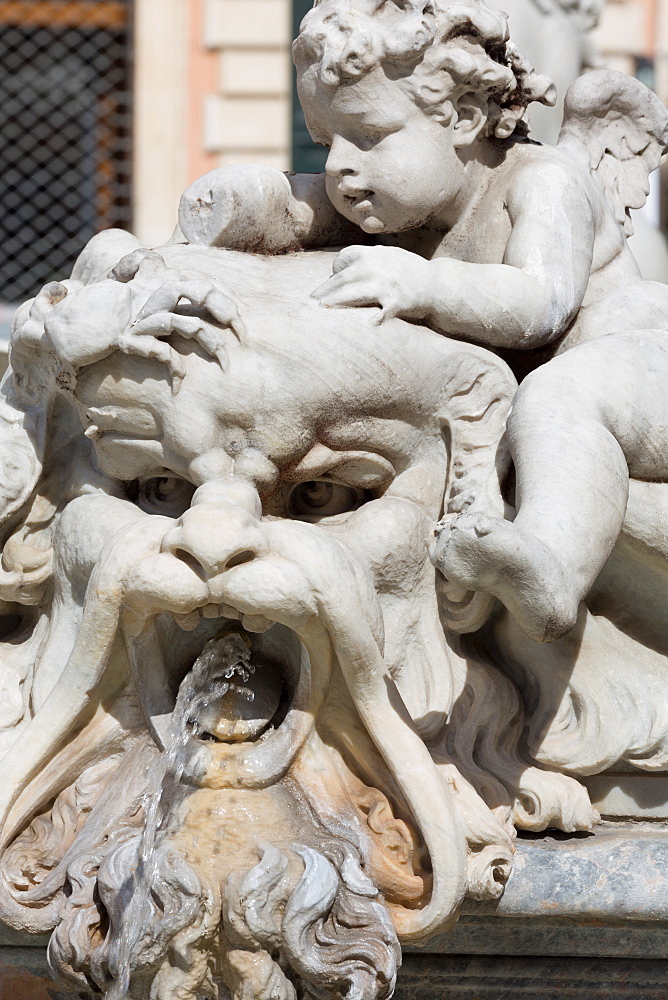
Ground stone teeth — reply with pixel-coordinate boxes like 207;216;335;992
202;603;223;619
241;614;273;633
221;604;241;620
172;609;203;631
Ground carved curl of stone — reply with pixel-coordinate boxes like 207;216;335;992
1;2;668;998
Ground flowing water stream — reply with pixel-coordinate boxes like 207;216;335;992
106;632;254;999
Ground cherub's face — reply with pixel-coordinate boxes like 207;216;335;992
299;68;464;235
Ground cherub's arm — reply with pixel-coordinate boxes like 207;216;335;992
426;165;595;348
315;162;596;350
179;165;362;253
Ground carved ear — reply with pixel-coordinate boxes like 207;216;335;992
437;344;516;521
452;94;487;147
433;343;517;633
351;786;428;905
0;374;52;606
0;398;44;541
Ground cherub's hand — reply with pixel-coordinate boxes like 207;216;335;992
312;245;433;323
113;252;246;391
126;272;245;381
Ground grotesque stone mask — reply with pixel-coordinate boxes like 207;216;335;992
0;242;596;999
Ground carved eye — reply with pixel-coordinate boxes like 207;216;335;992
137;476;195;517
289;480;370;521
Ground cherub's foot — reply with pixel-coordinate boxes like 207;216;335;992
430;513;579;643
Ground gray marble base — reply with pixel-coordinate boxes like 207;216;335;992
415;824;668;960
395;955;668;999
2;824;668;997
1;949;665;1000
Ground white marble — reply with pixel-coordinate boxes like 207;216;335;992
1;2;668;998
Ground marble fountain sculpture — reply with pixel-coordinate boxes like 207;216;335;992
2;1;668;997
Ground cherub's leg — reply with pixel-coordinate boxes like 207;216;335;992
433;332;668;642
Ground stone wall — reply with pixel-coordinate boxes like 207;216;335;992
203;0;292;169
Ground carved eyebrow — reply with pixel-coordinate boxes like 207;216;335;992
284;444;396;489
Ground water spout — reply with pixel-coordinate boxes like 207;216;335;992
106;632;253;999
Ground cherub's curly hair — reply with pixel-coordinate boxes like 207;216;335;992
293;0;556;139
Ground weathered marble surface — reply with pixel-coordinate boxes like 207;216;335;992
423;825;668;950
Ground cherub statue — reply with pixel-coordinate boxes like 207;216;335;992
180;0;668;645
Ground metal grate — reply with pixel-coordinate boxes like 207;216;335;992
0;1;133;304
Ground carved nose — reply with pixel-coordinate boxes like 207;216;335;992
325;136;357;179
161;500;268;581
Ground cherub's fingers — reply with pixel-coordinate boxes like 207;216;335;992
192;325;230;368
316;279;384;310
160;315;230;365
375;299;400;324
135;279;216;322
132;312;229;368
312;264;375;301
130;312;203;339
311;276;338;301
137;280;245;341
331;245;368;274
118;329;186;388
135;284;178;321
203;288;246;341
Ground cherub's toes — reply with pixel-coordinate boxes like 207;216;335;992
433;513;456;541
430;511;502;589
471;514;498;537
448;490;476;514
441;511;477;535
443;511;502;538
430;515;462;561
113;249;164;285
